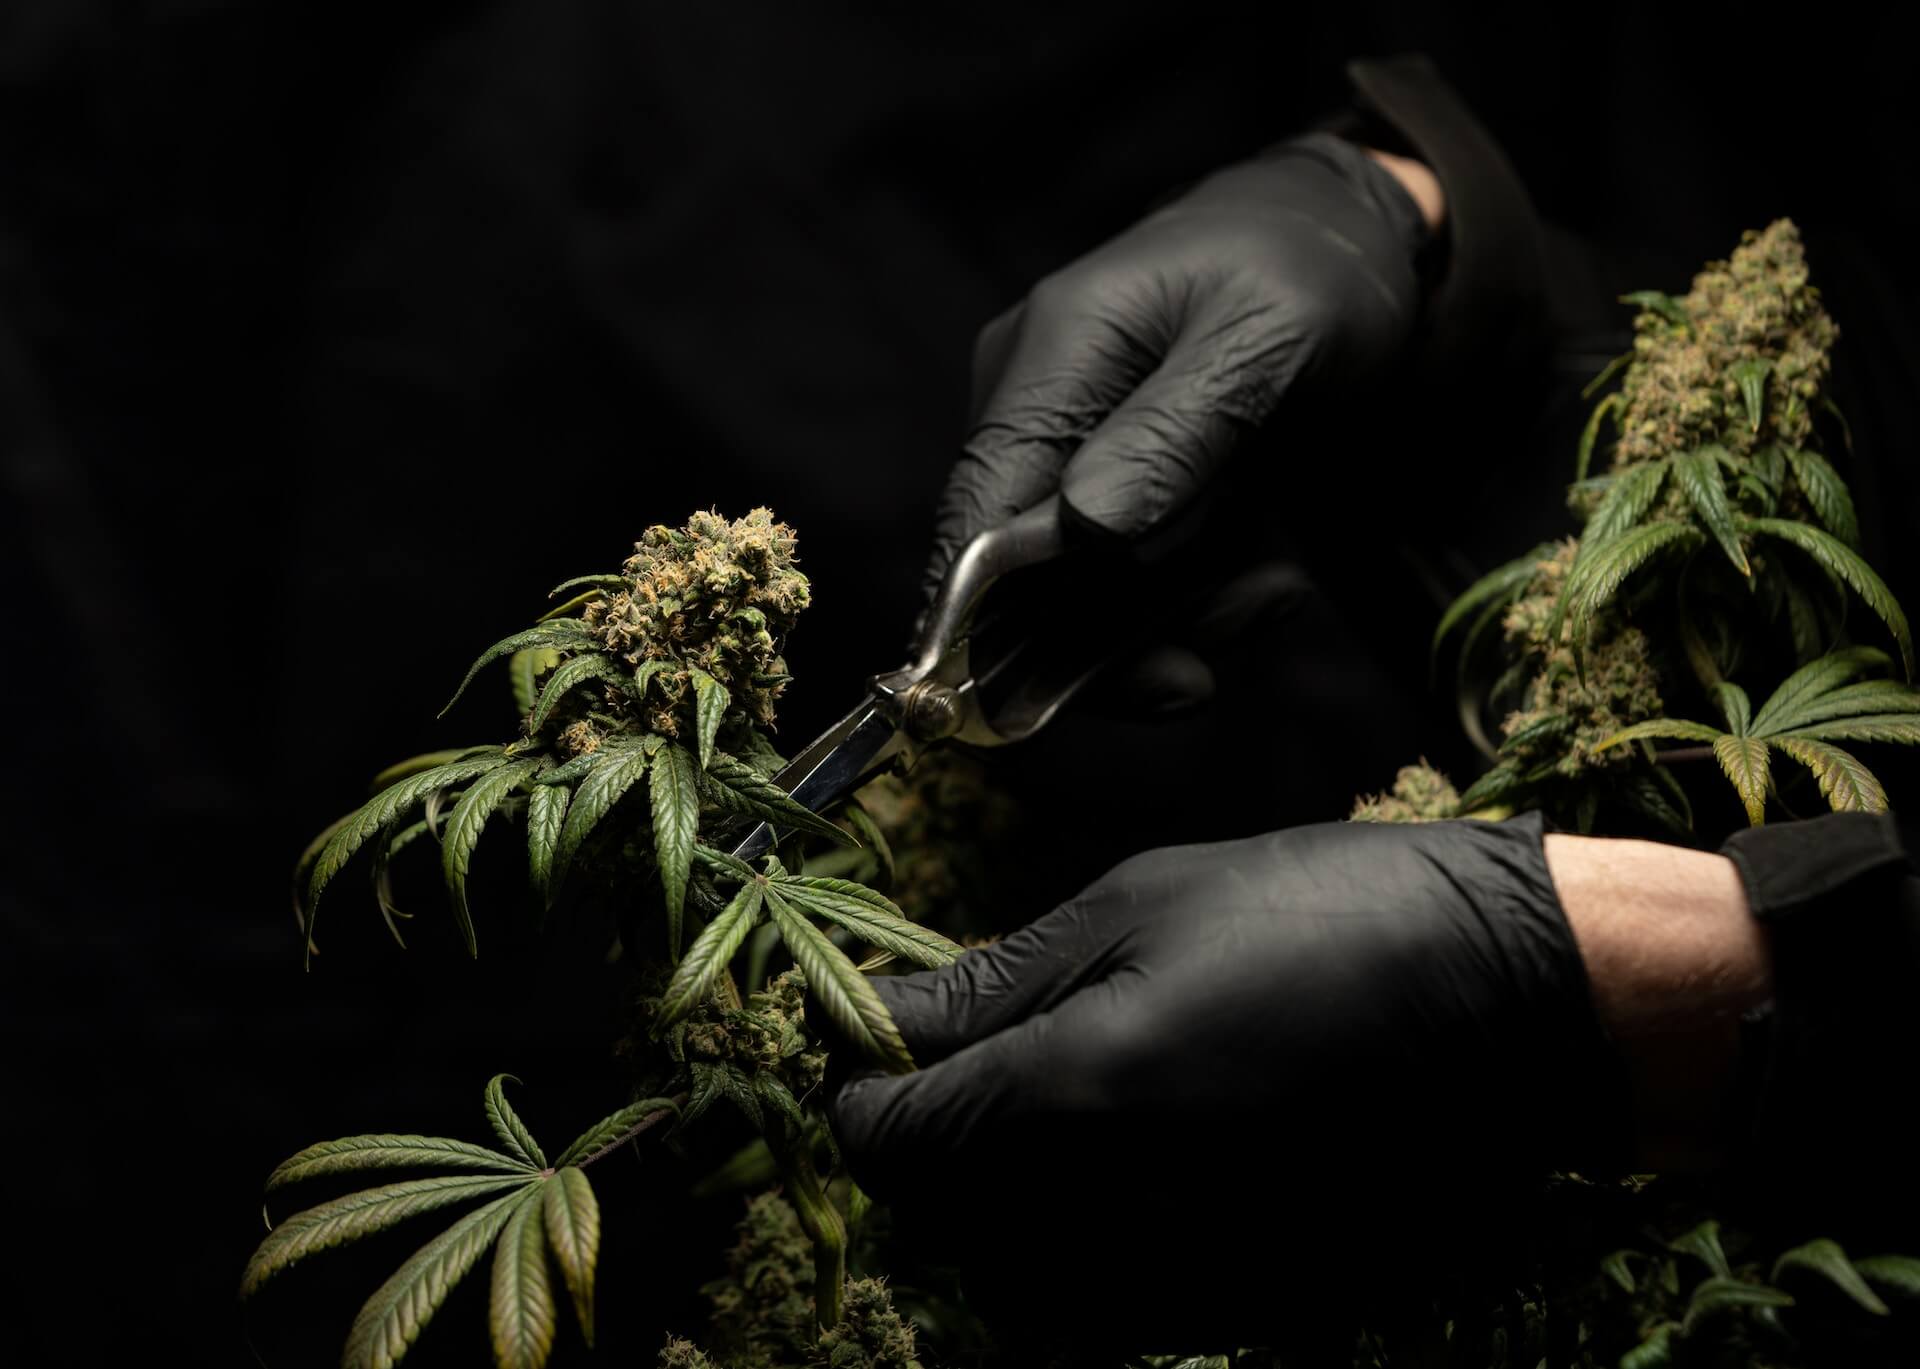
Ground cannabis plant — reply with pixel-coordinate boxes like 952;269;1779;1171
1352;222;1920;1367
243;1076;678;1369
1587;1220;1919;1369
251;509;962;1368
1423;220;1919;831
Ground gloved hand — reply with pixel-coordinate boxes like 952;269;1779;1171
922;131;1433;606
824;813;1631;1351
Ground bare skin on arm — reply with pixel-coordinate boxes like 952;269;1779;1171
1348;158;1766;1173
1361;147;1447;232
1324;154;1770;1172
1544;833;1774;1172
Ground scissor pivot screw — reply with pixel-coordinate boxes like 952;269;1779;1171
902;681;962;740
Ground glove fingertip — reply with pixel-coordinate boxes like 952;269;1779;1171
823;1068;916;1197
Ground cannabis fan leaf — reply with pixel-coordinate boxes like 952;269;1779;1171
243;1079;676;1369
658;846;963;1073
1597;647;1920;823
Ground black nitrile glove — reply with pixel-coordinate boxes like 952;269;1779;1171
824;813;1630;1351
922;131;1432;606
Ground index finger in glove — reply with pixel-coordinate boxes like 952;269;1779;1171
922;275;1164;598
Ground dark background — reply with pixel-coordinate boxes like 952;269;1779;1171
4;3;1917;1363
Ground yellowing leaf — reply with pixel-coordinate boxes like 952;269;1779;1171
543;1168;601;1347
343;1187;533;1369
242;1174;533;1298
265;1135;534;1193
1713;734;1772;825
1772;737;1889;813
490;1186;558;1369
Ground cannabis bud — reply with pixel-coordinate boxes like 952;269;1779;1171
1615;219;1836;469
1498;542;1664;780
1349;761;1460;823
809;1278;923;1369
584;507;810;738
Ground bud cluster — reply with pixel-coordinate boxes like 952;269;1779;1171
583;508;811;738
1615;219;1837;469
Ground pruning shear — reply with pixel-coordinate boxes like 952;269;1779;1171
730;495;1100;863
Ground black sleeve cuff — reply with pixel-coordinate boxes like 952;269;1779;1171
1309;52;1552;406
1714;812;1920;1240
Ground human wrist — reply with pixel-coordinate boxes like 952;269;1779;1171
1361;146;1445;233
1544;834;1773;1040
1543;832;1774;1173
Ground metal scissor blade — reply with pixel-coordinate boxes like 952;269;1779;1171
728;700;911;864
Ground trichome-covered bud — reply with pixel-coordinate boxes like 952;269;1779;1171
583;507;810;736
1349;761;1460;823
658;1338;724;1369
809;1278;922;1369
702;1190;818;1364
556;719;603;758
1500;543;1664;778
671;969;826;1101
1614;219;1837;468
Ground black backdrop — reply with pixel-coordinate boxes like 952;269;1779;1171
4;4;1918;1363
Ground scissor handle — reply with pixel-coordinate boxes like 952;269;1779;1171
907;494;1068;678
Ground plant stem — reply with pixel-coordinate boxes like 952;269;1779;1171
771;1132;846;1329
1655;746;1714;764
578;1093;688;1168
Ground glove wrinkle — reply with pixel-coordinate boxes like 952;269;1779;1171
827;811;1641;1347
923;123;1428;588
